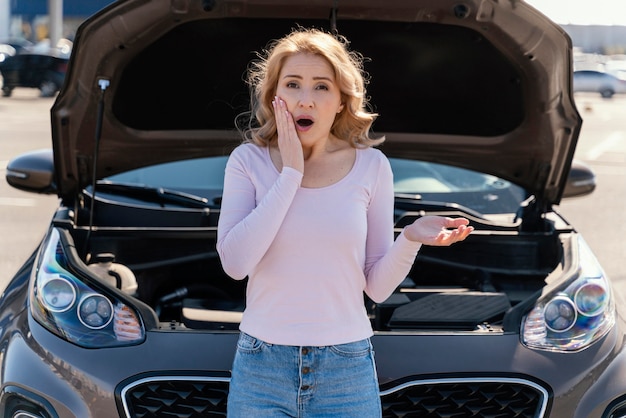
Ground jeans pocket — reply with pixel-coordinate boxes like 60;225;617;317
329;338;372;358
236;332;265;354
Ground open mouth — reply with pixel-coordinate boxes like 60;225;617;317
296;118;313;127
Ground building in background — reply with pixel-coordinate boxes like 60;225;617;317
2;1;626;58
2;0;113;44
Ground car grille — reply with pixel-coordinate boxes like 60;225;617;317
120;376;548;418
380;378;549;417
121;376;229;418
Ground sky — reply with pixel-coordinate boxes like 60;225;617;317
526;0;626;26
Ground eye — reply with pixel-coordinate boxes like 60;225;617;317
286;81;299;89
315;84;329;91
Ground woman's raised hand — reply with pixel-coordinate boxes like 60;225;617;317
273;96;304;173
404;215;473;246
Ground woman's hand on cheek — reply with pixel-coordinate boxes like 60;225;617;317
273;96;304;173
404;215;474;246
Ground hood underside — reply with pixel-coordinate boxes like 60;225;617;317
50;0;581;204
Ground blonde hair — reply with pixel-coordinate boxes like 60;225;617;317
238;27;384;148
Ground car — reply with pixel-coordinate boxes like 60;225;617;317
0;52;69;97
0;38;33;63
1;0;624;417
573;69;626;98
0;44;17;64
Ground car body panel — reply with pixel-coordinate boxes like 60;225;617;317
2;299;626;417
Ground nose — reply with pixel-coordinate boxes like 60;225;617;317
298;90;314;108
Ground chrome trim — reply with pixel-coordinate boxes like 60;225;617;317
379;377;549;418
13;412;42;418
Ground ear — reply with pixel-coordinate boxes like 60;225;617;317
337;103;344;113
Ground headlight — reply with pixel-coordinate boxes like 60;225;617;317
521;237;614;352
30;228;145;348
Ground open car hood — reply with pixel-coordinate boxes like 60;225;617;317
51;0;581;205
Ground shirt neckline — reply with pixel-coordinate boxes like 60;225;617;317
265;145;361;191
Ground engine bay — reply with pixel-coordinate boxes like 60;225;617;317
70;202;557;334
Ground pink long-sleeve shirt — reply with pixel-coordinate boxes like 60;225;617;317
217;143;422;346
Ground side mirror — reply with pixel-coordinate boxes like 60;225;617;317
5;148;57;194
562;160;595;198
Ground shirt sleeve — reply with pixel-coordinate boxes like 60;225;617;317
363;154;422;302
217;145;303;280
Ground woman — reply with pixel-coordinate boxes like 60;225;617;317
217;27;473;417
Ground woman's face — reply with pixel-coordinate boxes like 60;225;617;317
275;53;344;145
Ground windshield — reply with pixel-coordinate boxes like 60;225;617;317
104;156;527;215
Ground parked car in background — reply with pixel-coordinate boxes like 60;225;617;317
0;52;69;97
2;0;625;417
573;69;626;98
0;44;16;63
0;38;33;63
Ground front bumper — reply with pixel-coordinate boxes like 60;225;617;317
2;310;626;417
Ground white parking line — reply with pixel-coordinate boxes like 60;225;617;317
585;132;624;160
0;197;37;207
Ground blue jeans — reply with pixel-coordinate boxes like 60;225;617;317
227;332;382;417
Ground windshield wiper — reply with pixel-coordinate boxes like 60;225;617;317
394;194;522;230
91;181;211;209
394;193;486;220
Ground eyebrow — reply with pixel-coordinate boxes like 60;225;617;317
282;74;334;82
